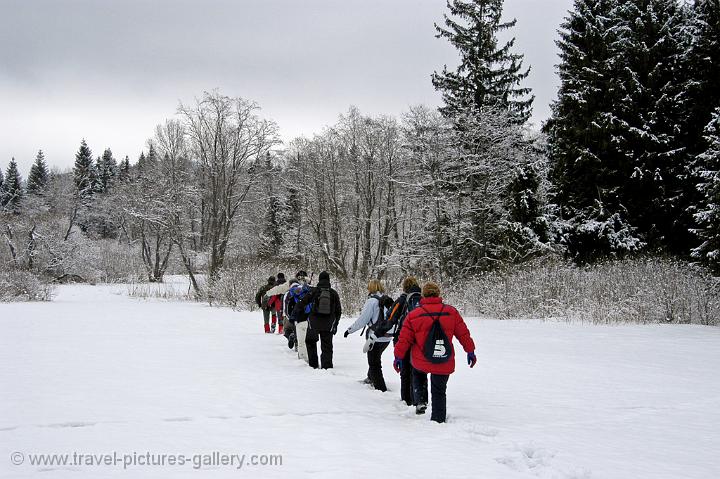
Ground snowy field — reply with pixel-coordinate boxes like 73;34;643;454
1;283;719;479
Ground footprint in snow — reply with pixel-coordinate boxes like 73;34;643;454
496;442;592;479
43;421;96;429
463;423;500;441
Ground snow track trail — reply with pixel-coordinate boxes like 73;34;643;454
2;284;719;478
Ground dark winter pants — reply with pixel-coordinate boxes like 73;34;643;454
366;341;389;392
306;329;334;369
412;369;449;423
399;349;414;405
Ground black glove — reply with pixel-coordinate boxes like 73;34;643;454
343;330;350;338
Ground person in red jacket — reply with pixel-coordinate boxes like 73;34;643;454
393;281;476;423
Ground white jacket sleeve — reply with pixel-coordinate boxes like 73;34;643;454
346;297;378;334
266;282;290;297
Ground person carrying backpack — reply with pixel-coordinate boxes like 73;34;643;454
384;276;422;405
343;279;394;392
393;281;476;423
295;271;342;369
286;279;313;363
266;273;287;334
282;279;299;349
255;275;276;334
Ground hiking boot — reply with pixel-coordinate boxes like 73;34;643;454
416;403;427;415
278;324;284;335
288;333;296;349
270;322;276;334
361;377;372;384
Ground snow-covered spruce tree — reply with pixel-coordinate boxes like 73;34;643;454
2;158;23;212
609;0;688;251
432;0;534;123
145;144;158;169
441;107;542;272
682;0;720;158
26;150;49;195
136;151;147;173
677;0;720;251
691;108;720;272
545;0;620;216
118;156;131;182
545;0;644;262
73;140;96;198
96;148;117;192
502;157;552;260
257;153;284;259
259;195;284;259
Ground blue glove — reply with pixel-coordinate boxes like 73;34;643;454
393;357;403;373
467;352;477;368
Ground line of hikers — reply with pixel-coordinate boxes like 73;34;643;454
255;270;476;423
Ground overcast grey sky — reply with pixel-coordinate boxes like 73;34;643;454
0;0;573;175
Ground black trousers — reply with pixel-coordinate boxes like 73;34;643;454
366;341;389;392
412;369;450;423
399;349;414;405
305;329;334;369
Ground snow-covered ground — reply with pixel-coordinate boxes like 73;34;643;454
1;283;719;478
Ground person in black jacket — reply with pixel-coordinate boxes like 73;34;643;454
384;276;422;405
254;276;276;334
296;271;342;369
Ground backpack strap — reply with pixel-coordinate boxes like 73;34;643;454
418;305;446;321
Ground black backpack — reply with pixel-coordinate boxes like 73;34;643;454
313;288;334;315
392;291;421;339
367;294;394;336
422;306;452;364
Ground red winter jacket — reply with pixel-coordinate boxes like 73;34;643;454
394;296;475;375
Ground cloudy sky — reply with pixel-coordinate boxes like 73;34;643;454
0;0;573;175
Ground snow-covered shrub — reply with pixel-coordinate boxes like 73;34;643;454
0;270;54;302
443;257;719;325
205;261;404;315
126;275;201;300
205;261;303;310
89;240;146;282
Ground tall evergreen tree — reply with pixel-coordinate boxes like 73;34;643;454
544;0;644;261
609;0;688;251
677;0;720;253
118;156;131;182
432;0;534;123
0;166;4;193
546;0;620;214
145;144;158;171
691;108;720;272
96;148;117;192
137;151;147;172
2;158;23;211
681;0;720;157
73;139;96;197
26;150;49;195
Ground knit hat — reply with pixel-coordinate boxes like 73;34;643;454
267;276;276;284
422;281;441;298
277;272;286;281
319;271;330;282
